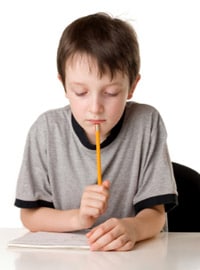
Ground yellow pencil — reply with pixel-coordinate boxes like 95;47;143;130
95;124;102;185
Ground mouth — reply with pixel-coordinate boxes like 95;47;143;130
88;119;106;125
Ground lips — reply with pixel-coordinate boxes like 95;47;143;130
88;119;105;125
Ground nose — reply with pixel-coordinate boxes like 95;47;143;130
89;94;103;114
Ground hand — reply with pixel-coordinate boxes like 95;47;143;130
86;217;136;251
78;180;110;229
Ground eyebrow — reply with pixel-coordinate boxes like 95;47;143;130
69;81;123;87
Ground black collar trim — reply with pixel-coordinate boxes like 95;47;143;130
71;111;125;150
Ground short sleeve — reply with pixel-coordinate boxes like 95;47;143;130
134;110;178;213
15;115;54;208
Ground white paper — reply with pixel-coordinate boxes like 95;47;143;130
8;231;90;249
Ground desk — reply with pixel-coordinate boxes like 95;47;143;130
1;228;200;270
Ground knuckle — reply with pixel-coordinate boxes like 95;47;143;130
119;237;126;246
126;241;134;250
109;217;118;224
108;231;115;241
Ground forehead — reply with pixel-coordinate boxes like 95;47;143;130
65;53;126;81
66;53;99;74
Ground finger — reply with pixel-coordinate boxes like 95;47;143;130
85;184;109;193
83;192;108;202
84;201;107;216
87;225;105;242
102;236;133;251
89;230;134;251
89;229;118;250
115;240;134;251
87;218;117;240
81;205;101;218
83;187;110;203
88;224;122;250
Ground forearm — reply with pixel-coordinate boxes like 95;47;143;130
87;204;166;251
20;208;82;232
125;205;166;243
20;181;110;233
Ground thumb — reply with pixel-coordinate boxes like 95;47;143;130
102;179;110;189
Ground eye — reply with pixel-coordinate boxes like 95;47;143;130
104;90;120;97
71;88;88;96
74;91;87;96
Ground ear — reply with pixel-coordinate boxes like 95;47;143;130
57;73;62;82
127;74;141;99
57;74;67;93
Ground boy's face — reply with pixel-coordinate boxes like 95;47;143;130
64;54;138;144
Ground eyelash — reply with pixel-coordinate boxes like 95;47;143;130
104;92;119;97
75;93;118;97
75;92;87;96
72;89;120;97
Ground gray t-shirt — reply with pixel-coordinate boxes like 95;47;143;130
15;101;177;226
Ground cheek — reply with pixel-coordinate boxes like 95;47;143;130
67;95;83;108
109;98;126;113
107;102;126;122
69;100;87;119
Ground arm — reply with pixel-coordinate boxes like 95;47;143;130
86;204;166;251
21;180;110;232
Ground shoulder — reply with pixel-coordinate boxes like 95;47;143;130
126;101;160;116
124;101;167;135
125;101;162;123
27;105;71;137
32;105;70;127
39;105;70;122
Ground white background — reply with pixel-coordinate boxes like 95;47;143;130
0;0;199;227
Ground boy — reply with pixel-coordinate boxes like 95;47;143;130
14;13;178;251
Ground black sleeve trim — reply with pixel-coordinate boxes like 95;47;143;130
135;194;178;214
15;199;55;209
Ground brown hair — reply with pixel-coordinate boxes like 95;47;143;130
57;13;140;89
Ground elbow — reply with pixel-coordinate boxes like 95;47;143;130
20;208;40;232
